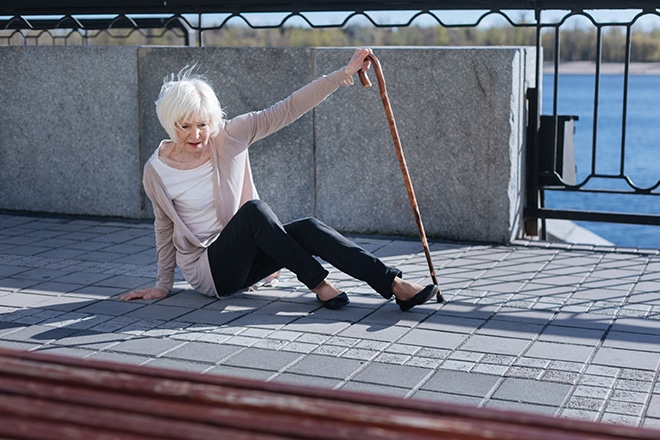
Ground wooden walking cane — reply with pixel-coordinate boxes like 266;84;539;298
358;53;444;303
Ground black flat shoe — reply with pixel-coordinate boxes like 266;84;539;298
317;292;350;310
396;284;439;312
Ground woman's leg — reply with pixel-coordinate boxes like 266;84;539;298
207;200;329;296
284;217;401;299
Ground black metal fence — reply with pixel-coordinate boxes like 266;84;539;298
2;1;659;243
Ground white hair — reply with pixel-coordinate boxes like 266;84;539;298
155;65;225;140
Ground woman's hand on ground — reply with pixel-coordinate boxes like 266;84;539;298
120;287;168;301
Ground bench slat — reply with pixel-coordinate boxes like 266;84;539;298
1;347;658;440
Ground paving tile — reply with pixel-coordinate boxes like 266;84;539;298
525;341;596;363
560;408;600;422
0;324;79;343
566;395;606;412
491;377;572;407
592;347;660;370
337;322;408;342
352;362;431;389
603;331;660;352
123;304;192;321
282;317;351;335
0;292;55;307
142;358;212;373
49;329;126;351
485;399;560;416
108;337;184;356
176;309;248;326
421;369;500;397
162;340;242;363
460;334;529;356
417;314;484;334
86;351;153;365
538;324;606;345
476;319;544;339
600;413;641;426
272;373;343;389
74;300;146;317
489;308;555;326
339;381;410;397
71;286;127;299
285;354;364;380
223;347;302;372
572;385;609;399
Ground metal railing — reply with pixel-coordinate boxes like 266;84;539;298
2;1;659;239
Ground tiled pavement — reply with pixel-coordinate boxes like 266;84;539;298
1;213;660;430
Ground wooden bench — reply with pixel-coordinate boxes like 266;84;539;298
1;346;658;439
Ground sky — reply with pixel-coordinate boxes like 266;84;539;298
205;9;659;29
4;9;658;30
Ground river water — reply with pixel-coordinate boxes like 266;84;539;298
541;73;660;249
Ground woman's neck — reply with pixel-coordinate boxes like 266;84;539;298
160;141;211;170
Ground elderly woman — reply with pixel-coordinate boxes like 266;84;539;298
121;48;439;311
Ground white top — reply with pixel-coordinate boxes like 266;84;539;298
152;155;222;245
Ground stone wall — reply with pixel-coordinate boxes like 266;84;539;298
0;46;536;243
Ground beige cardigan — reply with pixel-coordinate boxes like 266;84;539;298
143;68;350;297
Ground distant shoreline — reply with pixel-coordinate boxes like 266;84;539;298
544;61;660;75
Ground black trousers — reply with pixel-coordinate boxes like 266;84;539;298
207;200;401;297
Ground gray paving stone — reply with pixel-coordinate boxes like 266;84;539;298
143;358;212;373
476;319;545;338
412;390;483;406
34;346;96;359
559;408;599;421
161;341;242;364
603;331;660;352
338;322;408;342
0;324;79;343
485;399;560;416
50;329;127;350
75;299;146;316
223;347;302;372
492;378;572;406
123;304;192;321
86;351;153;365
421;369;500;397
525;341;596;363
460;334;530;356
283;317;351;335
0;292;55;307
338;381;410;397
108;337;184;356
206;364;274;381
351;362;431;389
286;354;364;380
272;373;342;389
417;314;485;334
176;309;247;326
601;412;641;426
0;340;41;351
592;347;660;370
397;328;467;350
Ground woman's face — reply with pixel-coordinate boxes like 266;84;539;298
175;119;211;152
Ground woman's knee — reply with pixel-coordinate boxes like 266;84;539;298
237;199;272;220
285;217;321;238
